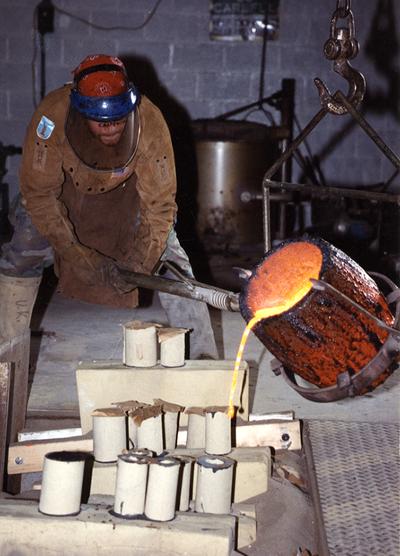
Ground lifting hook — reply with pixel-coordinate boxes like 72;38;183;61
314;1;366;115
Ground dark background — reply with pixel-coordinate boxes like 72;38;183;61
1;0;398;195
0;0;398;279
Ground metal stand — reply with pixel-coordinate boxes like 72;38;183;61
215;78;295;185
261;95;400;251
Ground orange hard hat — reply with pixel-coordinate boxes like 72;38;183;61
73;54;128;97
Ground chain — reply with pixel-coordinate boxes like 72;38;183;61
329;2;356;43
336;0;351;18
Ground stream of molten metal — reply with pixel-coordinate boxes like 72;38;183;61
228;279;315;419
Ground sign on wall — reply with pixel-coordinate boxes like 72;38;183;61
210;0;280;41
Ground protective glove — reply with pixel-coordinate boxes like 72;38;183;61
61;244;135;293
106;262;137;294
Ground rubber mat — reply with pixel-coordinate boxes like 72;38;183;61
304;420;400;556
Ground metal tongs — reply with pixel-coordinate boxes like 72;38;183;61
116;261;240;312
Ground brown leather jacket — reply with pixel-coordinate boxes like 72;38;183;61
19;85;177;307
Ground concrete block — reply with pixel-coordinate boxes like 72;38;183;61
8;90;37;123
8;37;38;64
42;36;63;66
280;9;313;46
0;91;7;119
36;67;71;97
281;43;324;74
173;44;224;71
0;62;32;92
143;13;201;43
163;70;198;100
90;8;124;30
173;1;207;15
88;495;255;550
232;503;257;549
118;0;174;13
76;359;249;434
0;499;235;556
2;7;32;36
197;71;252;101
62;38;118;68
0;37;7;62
224;44;249;70
56;10;93;38
85;497;256;550
186;99;217;118
90;446;271;503
117;41;170;67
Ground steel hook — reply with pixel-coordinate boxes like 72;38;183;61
314;7;366;115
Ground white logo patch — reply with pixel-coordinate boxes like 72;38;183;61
36;116;55;140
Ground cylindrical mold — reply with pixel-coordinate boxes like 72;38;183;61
123;447;153;458
144;456;180;521
195;455;235;514
39;451;86;516
92;408;127;463
185;407;205;449
205;407;232;455
112;453;150;518
158;327;187;367
164;411;180;450
153;399;184;450
240;237;395;395
112;401;145;449
175;456;194;512
123;320;159;367
136;414;163;455
127;416;138;449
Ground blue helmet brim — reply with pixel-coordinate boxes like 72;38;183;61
70;85;140;121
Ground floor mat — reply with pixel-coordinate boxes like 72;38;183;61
304;420;400;556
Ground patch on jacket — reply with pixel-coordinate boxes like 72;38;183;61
36;115;55;140
32;142;48;172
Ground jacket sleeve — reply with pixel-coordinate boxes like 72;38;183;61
19;92;78;254
127;103;177;274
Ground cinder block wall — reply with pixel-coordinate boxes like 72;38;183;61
1;0;398;204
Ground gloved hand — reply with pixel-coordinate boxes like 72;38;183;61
61;244;135;293
106;262;137;294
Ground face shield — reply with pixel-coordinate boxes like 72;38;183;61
65;102;140;171
65;59;140;171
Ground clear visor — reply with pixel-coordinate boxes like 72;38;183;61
65;107;139;171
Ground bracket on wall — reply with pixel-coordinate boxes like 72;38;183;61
209;0;280;42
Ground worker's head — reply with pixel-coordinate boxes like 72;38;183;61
72;56;138;119
66;54;140;170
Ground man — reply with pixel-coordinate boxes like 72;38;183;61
0;54;218;359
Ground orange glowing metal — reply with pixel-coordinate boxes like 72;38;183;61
236;238;396;401
228;243;323;418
